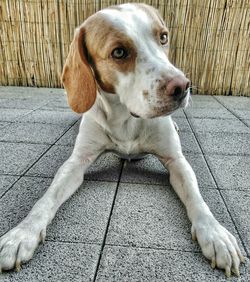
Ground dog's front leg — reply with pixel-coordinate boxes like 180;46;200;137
161;155;245;277
0;127;104;272
153;120;245;277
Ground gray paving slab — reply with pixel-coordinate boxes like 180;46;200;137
121;155;167;185
242;119;250;127
189;99;224;109
0;122;10;129
0;87;70;112
215;96;250;111
0;142;49;175
171;108;186;118
190;118;250;133
178;130;201;153
26;146;123;182
179;131;201;153
96;245;250;282
0;177;51;234
56;120;81;146
0;175;19;198
47;180;116;243
19;109;80;126
0;123;69;144
0;98;47;109
25;145;73;177
231;109;250;120
184;107;236;119
0;86;37;98
0;86;65;98
185;153;217;189
41;96;71;111
1;241;101;282
0;177;116;244
0;108;32;122
86;152;123;182
191;95;216;102
106;183;243;252
196;132;250;155
221;190;250;255
0;88;249;281
206;154;250;190
120;153;216;189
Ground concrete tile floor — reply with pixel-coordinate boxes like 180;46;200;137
0;86;249;281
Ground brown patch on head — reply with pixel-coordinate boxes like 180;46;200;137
83;12;137;93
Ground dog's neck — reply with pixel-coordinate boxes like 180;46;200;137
97;89;132;121
86;89;151;141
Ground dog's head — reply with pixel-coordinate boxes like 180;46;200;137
62;3;190;118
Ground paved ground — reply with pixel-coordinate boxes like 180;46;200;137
0;86;249;282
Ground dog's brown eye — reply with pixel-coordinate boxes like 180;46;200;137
160;33;168;45
111;48;128;59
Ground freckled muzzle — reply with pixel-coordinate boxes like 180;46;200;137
130;75;190;119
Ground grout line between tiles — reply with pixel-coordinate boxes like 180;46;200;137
0;139;71;146
2;133;249;156
0;176;22;201
1;101;49;118
105;243;202;254
45;238;101;246
119;179;217;189
183;110;249;257
0;99;73;126
1;173;122;184
0;119;79;200
212;96;250;128
93;161;125;282
45;239;202;255
2;172;248;191
0;122;12;130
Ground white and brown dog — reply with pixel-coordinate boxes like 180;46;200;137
0;3;245;277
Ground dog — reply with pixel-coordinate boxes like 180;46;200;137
0;3;245;277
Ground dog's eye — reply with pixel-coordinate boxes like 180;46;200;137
111;48;128;59
160;33;168;45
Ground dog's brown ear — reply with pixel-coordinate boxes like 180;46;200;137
61;26;96;113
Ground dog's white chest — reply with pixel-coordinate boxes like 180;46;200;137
106;124;145;155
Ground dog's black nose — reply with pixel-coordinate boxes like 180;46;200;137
168;76;190;101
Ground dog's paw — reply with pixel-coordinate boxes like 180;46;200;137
192;216;245;277
0;223;46;272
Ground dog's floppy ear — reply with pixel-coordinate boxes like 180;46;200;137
61;26;96;113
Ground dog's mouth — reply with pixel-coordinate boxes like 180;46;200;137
130;91;190;119
130;112;140;118
154;91;189;117
130;106;177;119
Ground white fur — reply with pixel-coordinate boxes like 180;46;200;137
0;3;244;277
102;5;187;118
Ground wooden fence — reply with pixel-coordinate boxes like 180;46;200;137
0;0;249;96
